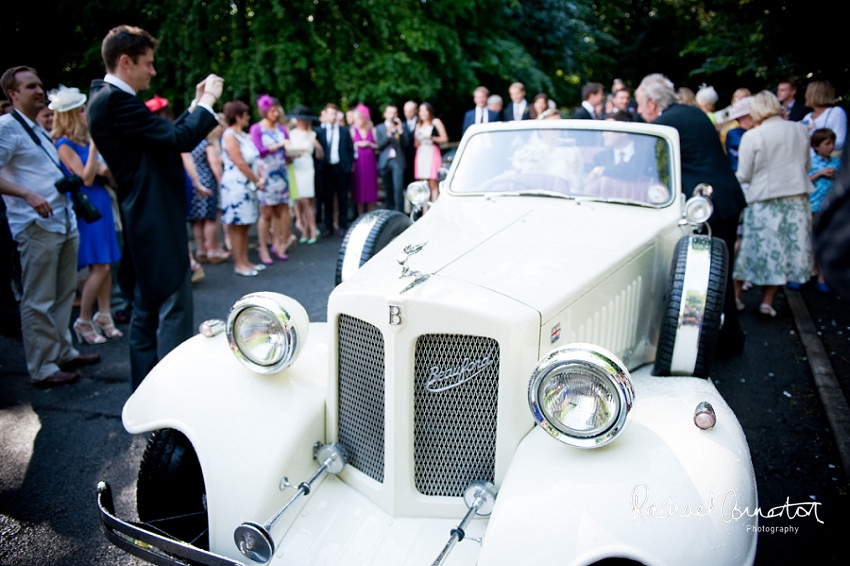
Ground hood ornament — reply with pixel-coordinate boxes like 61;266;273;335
398;242;431;294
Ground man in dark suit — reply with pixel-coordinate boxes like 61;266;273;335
777;78;810;121
375;104;409;212
87;25;221;390
636;73;747;357
316;103;355;236
502;82;530;121
610;88;644;122
402;100;418;188
571;82;604;120
462;86;500;136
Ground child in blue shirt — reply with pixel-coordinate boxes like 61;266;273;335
808;128;840;292
809;128;840;213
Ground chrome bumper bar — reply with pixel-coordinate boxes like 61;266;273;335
96;481;245;566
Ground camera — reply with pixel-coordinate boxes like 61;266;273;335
56;174;102;224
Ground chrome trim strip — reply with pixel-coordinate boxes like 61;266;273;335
339;212;381;283
669;236;712;375
96;482;245;566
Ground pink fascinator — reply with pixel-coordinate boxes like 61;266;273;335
256;94;276;116
355;104;371;123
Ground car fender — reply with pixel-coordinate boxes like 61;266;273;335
478;366;758;566
122;323;329;559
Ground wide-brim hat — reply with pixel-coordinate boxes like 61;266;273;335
715;96;753;124
289;105;318;121
145;94;169;113
47;85;86;113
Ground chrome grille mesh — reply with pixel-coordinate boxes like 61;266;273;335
414;335;500;496
337;315;385;482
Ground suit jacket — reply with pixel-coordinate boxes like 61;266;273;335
87;80;217;306
571;105;595;120
502;101;530;121
375;122;409;170
786;100;811;122
316;124;355;173
592;141;656;180
462;108;500;135
652;103;746;221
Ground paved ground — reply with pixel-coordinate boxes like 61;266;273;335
0;231;847;565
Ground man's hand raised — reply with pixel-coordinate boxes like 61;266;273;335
198;74;224;108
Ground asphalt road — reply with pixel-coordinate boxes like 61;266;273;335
0;230;846;565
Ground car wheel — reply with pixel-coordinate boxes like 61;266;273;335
136;428;208;549
653;235;727;378
335;210;412;285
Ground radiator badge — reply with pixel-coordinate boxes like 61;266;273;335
426;351;496;393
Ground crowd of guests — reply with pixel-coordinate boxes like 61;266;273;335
1;21;847;389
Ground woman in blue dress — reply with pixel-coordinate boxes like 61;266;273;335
49;85;122;344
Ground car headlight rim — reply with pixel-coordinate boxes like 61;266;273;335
528;344;634;449
226;294;299;374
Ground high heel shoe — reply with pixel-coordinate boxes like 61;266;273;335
93;312;123;339
73;319;107;345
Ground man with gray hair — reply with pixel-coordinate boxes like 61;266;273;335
636;73;747;358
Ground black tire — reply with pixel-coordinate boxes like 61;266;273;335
137;429;208;550
653;235;727;378
335;210;412;285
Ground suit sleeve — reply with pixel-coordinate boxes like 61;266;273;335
376;126;390;151
102;93;216;152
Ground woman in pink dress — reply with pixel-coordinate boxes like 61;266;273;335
350;104;379;216
414;102;449;206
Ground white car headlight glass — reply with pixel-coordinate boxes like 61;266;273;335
684;195;713;224
226;293;302;374
529;344;634;448
406;181;431;207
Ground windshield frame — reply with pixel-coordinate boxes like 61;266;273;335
444;120;681;209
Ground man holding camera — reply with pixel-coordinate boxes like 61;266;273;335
376;105;409;212
0;65;98;388
87;25;221;391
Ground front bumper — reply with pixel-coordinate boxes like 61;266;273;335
96;481;245;566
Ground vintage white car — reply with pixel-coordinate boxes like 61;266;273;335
98;120;758;566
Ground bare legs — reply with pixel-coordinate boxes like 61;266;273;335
298;198;318;241
79;263;112;321
229;224;253;272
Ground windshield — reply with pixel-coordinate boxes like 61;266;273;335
449;128;673;206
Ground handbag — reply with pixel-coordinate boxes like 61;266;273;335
10;110;102;224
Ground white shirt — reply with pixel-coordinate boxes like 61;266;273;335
327;124;340;164
615;141;635;164
513;100;527;121
406;117;418;132
476;106;489;124
0;110;76;237
581;100;597;119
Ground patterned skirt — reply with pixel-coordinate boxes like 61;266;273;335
733;194;812;285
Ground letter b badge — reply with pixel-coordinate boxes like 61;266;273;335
388;305;402;325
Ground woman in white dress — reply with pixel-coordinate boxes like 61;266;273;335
287;106;324;243
221;101;267;276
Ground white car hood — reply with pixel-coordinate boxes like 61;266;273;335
375;195;680;322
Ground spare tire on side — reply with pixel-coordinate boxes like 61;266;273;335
653;234;727;378
335;210;412;286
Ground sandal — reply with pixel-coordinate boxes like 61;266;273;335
735;298;745;312
758;303;777;317
73;318;106;345
93;312;123;339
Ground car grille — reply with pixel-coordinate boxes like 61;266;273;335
337;315;385;482
414;335;500;497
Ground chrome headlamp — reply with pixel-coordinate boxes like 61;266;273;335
528;344;635;448
226;293;308;374
405;181;431;208
682;183;714;225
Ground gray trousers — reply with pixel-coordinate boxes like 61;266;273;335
14;222;79;382
129;270;193;391
380;159;405;212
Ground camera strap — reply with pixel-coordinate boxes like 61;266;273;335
10;109;68;177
